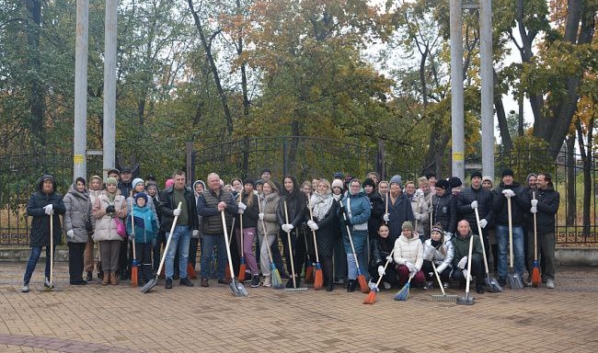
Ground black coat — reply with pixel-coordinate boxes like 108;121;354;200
366;191;385;239
457;186;494;229
534;186;560;234
313;200;339;257
433;192;457;233
276;192;307;229
492;182;530;227
26;175;66;247
370;236;395;268
158;186;199;232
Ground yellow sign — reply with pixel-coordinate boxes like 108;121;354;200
73;154;84;164
452;152;464;161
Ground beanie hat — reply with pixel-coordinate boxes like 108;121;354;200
243;178;255;187
90;175;102;183
448;176;462;188
431;223;444;235
435;179;449;190
105;177;118;186
107;168;120;176
502;169;514;178
132;178;144;188
255;179;264;186
389;174;402;187
134;192;148;204
331;179;344;190
333;171;344;180
362;178;376;188
402;221;413;231
470;171;483;180
482;175;493;184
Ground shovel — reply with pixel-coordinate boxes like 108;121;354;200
456;232;475;305
141;202;181;293
506;197;524;289
221;210;248;297
474;208;502;292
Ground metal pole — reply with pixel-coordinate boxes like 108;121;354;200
103;0;118;178
73;0;89;181
450;0;464;180
480;0;494;180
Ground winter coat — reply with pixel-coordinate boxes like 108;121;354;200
197;188;238;235
26;175;66;247
409;191;429;235
492;182;530;227
258;192;280;237
63;183;92;243
457;186;494;230
310;193;338;257
432;192;457;234
236;191;259;229
339;190;371;232
92;191;127;242
451;231;483;268
387;193;415;240
88;189;102;230
534;186;560;234
392;232;424;271
158;186;199;232
422;238;454;274
276;191;307;230
370;235;395;268
366;191;385;239
126;194;158;224
126;205;159;244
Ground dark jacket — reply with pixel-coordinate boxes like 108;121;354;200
366;191;385;239
433;192;457;234
492;182;530;227
277;192;307;230
370;235;395;268
387;193;415;240
158;186;199;232
236;192;259;229
311;196;338;257
534;186;560;234
457;186;494;230
26;175;66;247
197;188;238;235
451;231;483;268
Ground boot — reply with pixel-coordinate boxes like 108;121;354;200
263;275;272;288
347;279;357;292
101;271;110;286
110;271;119;285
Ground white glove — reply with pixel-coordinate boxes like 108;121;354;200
44;204;54;215
502;189;515;198
531;199;538;207
238;208;244;214
377;265;386;276
238;202;247;211
479;219;488;228
66;229;74;239
258;213;265;220
471;200;478;209
530;206;538;214
282;224;294;233
307;220;319;231
383;213;390;222
458;256;468;269
415;189;424;197
405;262;416;273
173;208;181;216
385;255;393;263
192;230;199;239
414;213;422;221
462;269;472;281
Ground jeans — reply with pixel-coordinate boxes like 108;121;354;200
165;225;191;279
23;246;55;285
200;234;227;280
496;224;525;278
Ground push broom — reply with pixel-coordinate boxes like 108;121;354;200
341;208;369;294
307;201;323;290
141;202;181;293
364;249;394;304
257;196;283;289
283;201;307;291
221;210;248;296
531;192;541;287
130;199;138;288
474;208;502;292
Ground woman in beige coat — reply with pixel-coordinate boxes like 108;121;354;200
257;180;280;287
92;177;127;285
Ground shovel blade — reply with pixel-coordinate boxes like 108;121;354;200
485;277;503;292
507;272;524;289
141;277;157;293
456;293;475;305
229;279;249;297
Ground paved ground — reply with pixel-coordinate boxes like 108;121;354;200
0;262;597;353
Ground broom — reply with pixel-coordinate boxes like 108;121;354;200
364;249;394;304
257;196;283;289
307;200;323;290
130;199;138;287
531;192;541;287
303;232;314;284
341;206;369;294
393;272;414;301
283;201;307;291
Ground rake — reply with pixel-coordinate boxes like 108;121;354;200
430;262;458;302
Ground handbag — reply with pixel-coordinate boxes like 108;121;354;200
114;217;127;238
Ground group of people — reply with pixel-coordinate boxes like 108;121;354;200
21;167;559;295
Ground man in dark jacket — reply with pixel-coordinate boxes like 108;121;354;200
529;172;559;289
492;169;531;286
22;174;66;293
457;171;494;258
432;179;457;236
158;170;199;289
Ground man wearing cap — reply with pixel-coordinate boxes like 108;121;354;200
432;179;457;237
457;171;494;258
382;175;415;240
492;169;530;287
158;170;199;289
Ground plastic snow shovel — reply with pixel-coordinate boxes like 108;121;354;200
506;197;524;289
456;232;475;305
222;210;248;297
474;208;502;292
141;202;181;293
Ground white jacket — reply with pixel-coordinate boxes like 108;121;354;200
393;232;424;271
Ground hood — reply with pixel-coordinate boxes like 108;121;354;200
68;182;88;199
399;232;420;243
37;174;57;194
192;180;206;196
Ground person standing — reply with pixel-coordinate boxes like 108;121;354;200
63;177;93;285
237;179;260;287
404;180;428;240
432;179;457;237
197;173;238;287
117;167;134;280
257;180;281;287
126;192;159;285
530;173;559;289
492;169;530;287
92;177;127;286
158;170;199;289
22;174;66;293
457;171;494;258
382;176;414;240
85;175;103;281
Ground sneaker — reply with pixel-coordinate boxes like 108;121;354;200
498;277;506;287
546;279;555;289
443;282;449;289
21;284;30;293
476;285;485;294
250;275;261;288
179;277;194;287
201;277;210;287
383;281;392;290
263;276;272;287
44;277;54;289
165;278;173;289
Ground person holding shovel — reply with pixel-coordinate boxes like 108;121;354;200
22;174;66;293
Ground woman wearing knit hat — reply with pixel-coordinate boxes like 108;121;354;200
422;223;454;289
392;221;426;288
92;177;127;286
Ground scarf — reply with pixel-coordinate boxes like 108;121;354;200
310;192;333;221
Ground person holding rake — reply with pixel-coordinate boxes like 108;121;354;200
422;223;454;289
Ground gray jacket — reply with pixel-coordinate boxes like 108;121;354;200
63;183;92;243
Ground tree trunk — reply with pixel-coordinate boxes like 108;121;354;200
566;136;576;226
494;85;512;152
24;0;46;146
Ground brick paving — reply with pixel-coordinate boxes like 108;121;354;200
1;262;597;353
